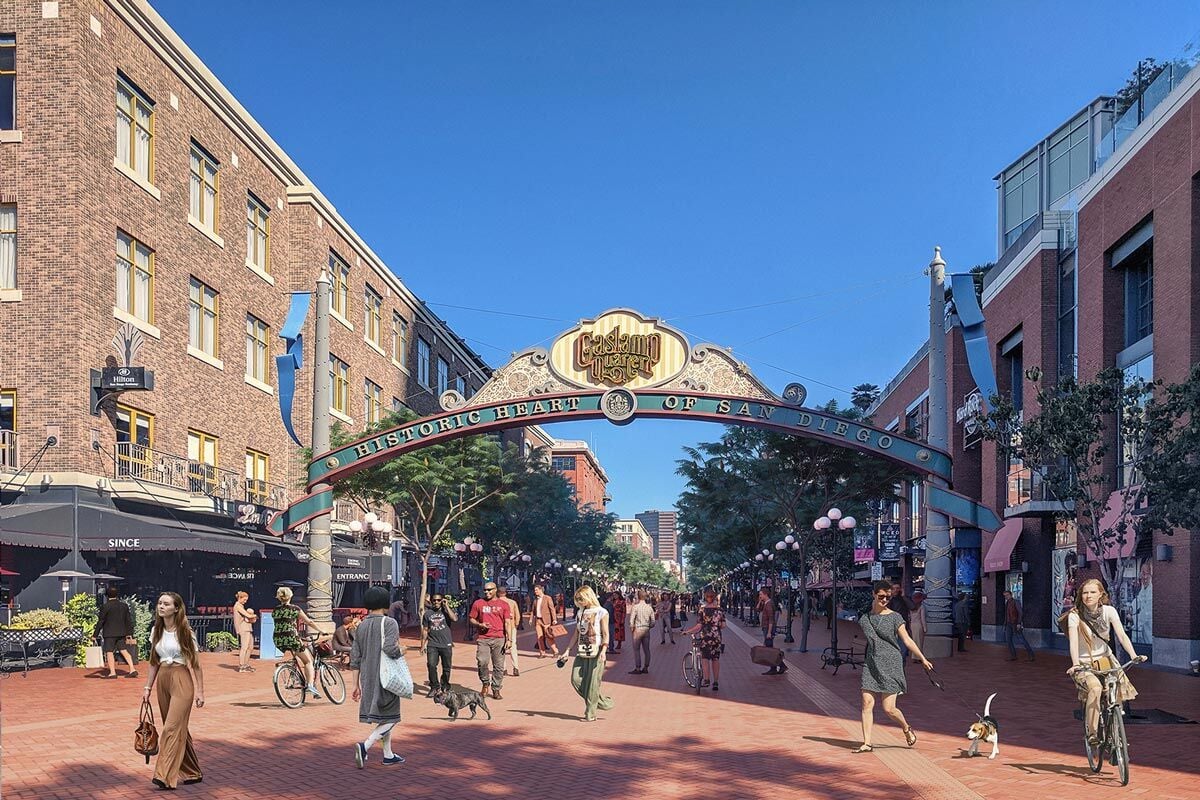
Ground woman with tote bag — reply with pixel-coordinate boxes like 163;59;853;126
349;586;409;768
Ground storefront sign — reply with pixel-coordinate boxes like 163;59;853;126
234;503;272;531
549;309;689;389
878;523;902;561
853;529;875;563
870;562;883;580
954;389;983;448
333;571;370;582
215;569;258;581
106;538;141;549
101;366;153;391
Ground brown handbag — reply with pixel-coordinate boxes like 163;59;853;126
549;623;568;638
134;698;159;764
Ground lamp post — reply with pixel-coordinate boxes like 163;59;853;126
814;508;856;671
775;534;801;644
739;561;751;620
348;512;392;587
567;564;582;612
452;536;485;593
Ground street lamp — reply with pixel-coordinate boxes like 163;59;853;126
348;512;393;585
815;508;856;670
775;533;801;645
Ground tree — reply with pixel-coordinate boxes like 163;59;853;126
323;409;511;617
975;366;1200;599
851;384;881;413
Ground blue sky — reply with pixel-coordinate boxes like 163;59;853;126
156;1;1197;519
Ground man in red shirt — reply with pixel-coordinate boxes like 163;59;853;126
470;582;513;699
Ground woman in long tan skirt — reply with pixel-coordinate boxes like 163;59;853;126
142;592;206;790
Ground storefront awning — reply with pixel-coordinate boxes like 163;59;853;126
75;506;266;558
983;519;1023;572
0;503;75;549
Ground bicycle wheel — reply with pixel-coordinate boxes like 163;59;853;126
1110;707;1129;786
319;662;346;704
682;651;699;689
274;663;307;708
1084;705;1102;773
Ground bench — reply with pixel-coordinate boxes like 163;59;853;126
0;626;85;676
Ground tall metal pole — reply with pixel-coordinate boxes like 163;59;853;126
307;269;334;631
924;247;953;658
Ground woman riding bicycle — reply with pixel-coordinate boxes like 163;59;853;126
1066;578;1146;746
680;590;724;691
273;586;321;698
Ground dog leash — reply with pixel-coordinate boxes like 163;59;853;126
922;665;986;716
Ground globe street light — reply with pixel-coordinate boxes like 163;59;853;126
775;534;802;645
348;513;392;585
815;509;857;670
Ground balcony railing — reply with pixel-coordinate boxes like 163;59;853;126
1005;462;1074;518
114;443;287;508
0;430;18;472
1098;60;1195;168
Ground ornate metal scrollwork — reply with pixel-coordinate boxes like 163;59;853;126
782;383;808;407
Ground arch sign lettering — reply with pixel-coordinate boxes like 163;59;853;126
268;309;953;535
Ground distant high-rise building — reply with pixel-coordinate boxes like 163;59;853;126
636;510;679;563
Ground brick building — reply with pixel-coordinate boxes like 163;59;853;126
549;438;609;512
613;517;653;555
870;59;1200;669
0;0;491;615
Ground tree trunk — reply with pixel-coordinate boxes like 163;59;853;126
416;552;430;630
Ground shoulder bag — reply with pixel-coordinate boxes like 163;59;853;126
376;616;414;699
549;622;568;638
134;698;159;764
577;611;602;658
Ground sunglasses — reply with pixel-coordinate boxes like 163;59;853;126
431;597;444;602
484;587;497;592
874;593;891;599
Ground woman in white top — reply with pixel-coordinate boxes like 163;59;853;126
142;592;206;790
1066;578;1146;745
558;585;614;721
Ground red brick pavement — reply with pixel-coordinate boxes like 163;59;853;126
1;615;1196;800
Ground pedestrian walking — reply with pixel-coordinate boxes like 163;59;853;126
532;584;560;657
388;590;408;632
909;591;927;653
756;588;777;647
953;593;971;652
496;585;521;677
680;590;725;691
855;581;932;753
1003;590;1035;661
469;582;512;700
349;586;406;768
272;586;320;698
419;593;456;695
627;590;655;674
1066;578;1146;746
887;582;912;663
141;592;205;790
602;592;617;654
558;585;613;721
98;586;138;679
232;591;257;673
611;591;627;654
657;592;676;644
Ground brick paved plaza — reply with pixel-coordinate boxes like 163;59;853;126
3;616;1197;800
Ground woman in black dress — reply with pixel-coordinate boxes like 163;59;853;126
856;581;932;753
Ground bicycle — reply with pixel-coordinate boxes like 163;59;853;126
273;634;347;708
1073;657;1143;786
682;635;704;694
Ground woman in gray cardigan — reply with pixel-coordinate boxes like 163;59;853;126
349;586;406;768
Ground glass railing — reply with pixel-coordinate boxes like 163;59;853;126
1098;61;1196;166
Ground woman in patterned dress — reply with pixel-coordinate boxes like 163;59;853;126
855;581;933;753
611;593;627;653
680;590;725;691
273;586;319;699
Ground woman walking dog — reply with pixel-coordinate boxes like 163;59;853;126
855;580;932;753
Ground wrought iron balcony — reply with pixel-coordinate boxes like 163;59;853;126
0;430;18;473
114;442;245;501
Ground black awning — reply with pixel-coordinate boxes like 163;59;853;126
0;503;74;550
75;506;265;558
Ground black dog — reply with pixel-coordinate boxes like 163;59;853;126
432;687;491;721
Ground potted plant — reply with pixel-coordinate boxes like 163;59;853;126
205;631;239;652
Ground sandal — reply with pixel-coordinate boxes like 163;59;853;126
853;744;874;753
903;727;917;747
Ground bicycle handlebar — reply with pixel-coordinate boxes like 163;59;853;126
1073;656;1144;675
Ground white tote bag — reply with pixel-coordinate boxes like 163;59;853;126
377;616;413;699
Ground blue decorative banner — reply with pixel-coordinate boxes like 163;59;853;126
949;273;998;405
276;292;311;447
928;485;1002;532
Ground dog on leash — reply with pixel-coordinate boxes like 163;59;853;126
431;687;492;721
965;692;1000;759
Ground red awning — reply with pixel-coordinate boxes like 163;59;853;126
984;519;1023;572
1085;489;1137;560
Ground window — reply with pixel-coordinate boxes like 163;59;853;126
552;455;576;471
392;397;408;414
116;75;154;182
1002;151;1039;248
1118;354;1153;488
0;204;14;290
330;355;350;414
330;251;350;318
245;314;270;383
391;312;408;364
189;143;219;234
437;357;449;395
246;194;270;271
363;285;382;346
245;449;270;504
417;337;431;387
907;480;922;539
0;388;13;470
115;404;154;478
0;34;13;130
1123;245;1153;347
1048;113;1090;203
455;375;466;396
1003;341;1030;507
364;379;383;425
187;429;219;494
188;277;219;358
1057;254;1077;379
116;230;154;322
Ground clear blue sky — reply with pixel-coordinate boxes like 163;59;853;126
156;0;1197;520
